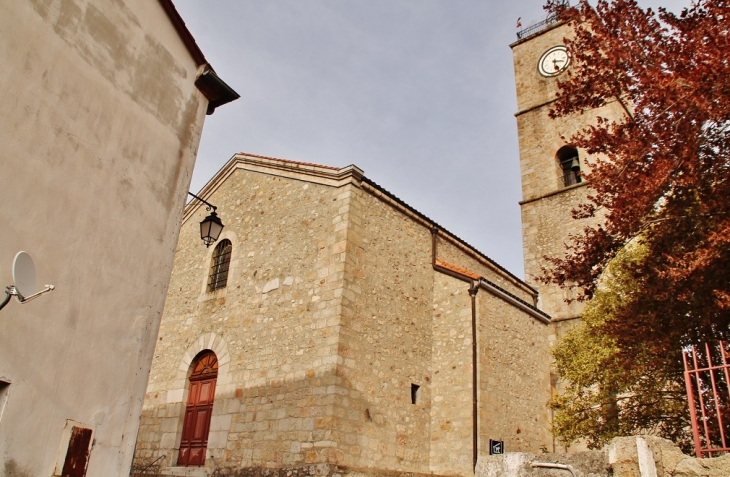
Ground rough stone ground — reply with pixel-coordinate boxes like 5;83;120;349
476;436;730;477
132;463;451;477
131;436;730;476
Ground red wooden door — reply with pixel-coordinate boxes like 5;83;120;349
178;352;218;466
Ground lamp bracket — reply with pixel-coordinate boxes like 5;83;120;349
188;192;217;212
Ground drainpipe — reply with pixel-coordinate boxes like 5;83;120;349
431;228;480;472
430;228;552;472
468;281;479;472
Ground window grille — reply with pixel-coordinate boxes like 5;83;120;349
207;239;232;292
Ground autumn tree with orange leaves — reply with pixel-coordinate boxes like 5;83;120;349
544;0;730;447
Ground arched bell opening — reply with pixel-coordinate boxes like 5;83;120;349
556;146;582;187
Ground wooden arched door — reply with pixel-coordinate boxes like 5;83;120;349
178;351;218;466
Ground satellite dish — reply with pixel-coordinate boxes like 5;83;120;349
0;251;54;311
12;251;37;300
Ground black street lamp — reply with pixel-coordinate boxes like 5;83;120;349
188;192;224;247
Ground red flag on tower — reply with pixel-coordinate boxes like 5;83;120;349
516;17;522;29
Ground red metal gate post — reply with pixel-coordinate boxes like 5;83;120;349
683;341;730;457
705;343;728;453
683;347;703;458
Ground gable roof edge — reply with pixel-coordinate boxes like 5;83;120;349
157;0;239;114
184;153;538;298
359;177;538;297
158;0;207;66
183;153;364;222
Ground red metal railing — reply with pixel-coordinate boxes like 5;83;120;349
683;342;730;457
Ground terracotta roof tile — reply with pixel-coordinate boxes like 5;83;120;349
435;260;481;280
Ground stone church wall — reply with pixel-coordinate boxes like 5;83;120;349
334;186;436;472
429;260;553;476
520;184;592;320
477;295;551;455
136;169;349;468
430;274;475;475
436;238;536;305
134;157;555;476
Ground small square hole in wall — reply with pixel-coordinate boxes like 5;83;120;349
0;379;10;424
411;384;420;405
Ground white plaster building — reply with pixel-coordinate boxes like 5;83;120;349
0;1;237;475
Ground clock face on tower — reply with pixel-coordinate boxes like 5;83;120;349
538;45;571;77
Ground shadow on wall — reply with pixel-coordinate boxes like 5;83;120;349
133;370;437;475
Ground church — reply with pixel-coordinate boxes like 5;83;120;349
132;17;624;477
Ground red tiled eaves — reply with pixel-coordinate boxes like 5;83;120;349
238;152;341;171
157;0;207;66
435;260;481;281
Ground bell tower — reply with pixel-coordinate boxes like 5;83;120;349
510;19;624;323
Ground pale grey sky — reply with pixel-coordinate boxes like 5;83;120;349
176;0;690;279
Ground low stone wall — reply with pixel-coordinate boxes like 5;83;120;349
477;450;608;477
476;436;730;477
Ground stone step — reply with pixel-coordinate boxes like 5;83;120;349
157;467;208;477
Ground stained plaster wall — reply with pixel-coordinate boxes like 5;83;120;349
136;169;349;470
0;0;209;475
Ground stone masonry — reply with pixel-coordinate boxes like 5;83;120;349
133;153;554;476
511;21;626;320
510;23;630;438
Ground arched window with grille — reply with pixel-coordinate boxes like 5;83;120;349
556;146;582;187
207;239;231;292
178;350;218;466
